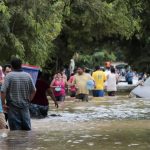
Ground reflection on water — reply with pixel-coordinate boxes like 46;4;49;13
0;96;150;150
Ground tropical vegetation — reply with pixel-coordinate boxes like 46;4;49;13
0;0;149;72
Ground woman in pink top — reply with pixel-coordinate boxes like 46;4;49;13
50;73;66;101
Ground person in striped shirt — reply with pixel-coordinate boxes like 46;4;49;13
1;58;36;131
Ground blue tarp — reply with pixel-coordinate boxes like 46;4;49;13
22;65;40;85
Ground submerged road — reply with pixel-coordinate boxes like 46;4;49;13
0;96;150;150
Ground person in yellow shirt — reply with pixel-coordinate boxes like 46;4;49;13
92;66;107;97
73;66;94;101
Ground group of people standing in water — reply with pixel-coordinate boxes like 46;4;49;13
49;65;118;102
31;65;118;119
0;57;119;131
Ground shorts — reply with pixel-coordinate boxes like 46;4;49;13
93;90;104;97
55;96;65;102
108;91;116;96
29;103;49;118
76;94;88;102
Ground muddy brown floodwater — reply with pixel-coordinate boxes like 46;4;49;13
0;96;150;150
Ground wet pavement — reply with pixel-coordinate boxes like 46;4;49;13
0;96;150;150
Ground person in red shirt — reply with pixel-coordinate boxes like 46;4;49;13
30;71;58;118
68;73;77;97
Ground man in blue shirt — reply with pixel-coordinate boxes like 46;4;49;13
126;71;134;84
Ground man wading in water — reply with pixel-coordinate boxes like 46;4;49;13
1;58;36;130
73;66;94;102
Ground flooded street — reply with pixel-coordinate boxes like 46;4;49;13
1;96;150;150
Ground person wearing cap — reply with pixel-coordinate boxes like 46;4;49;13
72;66;94;101
92;66;107;97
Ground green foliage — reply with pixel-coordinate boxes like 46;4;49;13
53;0;142;70
0;0;149;73
0;0;65;66
75;49;116;68
122;0;150;73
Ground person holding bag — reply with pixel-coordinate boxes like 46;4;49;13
51;73;67;102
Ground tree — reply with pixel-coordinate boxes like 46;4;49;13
75;49;116;68
122;0;150;72
0;0;65;66
52;0;141;70
0;0;149;73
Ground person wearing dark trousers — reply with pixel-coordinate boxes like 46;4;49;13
1;58;36;130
